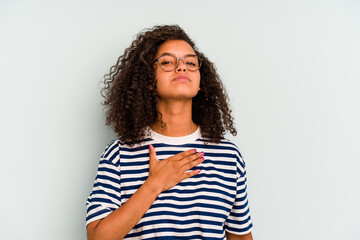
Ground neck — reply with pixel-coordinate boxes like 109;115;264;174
151;99;198;137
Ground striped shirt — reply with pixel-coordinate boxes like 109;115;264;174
86;127;253;239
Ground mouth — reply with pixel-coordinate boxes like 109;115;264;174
173;75;190;82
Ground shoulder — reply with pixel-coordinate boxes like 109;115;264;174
100;138;121;166
219;138;244;158
200;137;244;160
217;138;247;177
100;137;152;166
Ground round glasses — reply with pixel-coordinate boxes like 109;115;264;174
154;54;202;72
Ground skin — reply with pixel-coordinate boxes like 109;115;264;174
227;231;253;240
87;40;253;240
151;40;200;136
87;147;203;240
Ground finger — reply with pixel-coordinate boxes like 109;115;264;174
178;151;204;166
171;149;197;161
181;155;204;172
181;169;201;181
148;145;158;164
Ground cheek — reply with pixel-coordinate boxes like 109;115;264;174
154;72;170;91
194;72;201;86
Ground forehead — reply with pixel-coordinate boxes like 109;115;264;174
156;40;196;57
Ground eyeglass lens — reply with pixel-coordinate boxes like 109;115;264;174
158;55;200;71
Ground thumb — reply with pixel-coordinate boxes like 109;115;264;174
148;144;158;164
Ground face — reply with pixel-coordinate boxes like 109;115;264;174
154;40;201;101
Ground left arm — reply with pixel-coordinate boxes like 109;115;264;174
226;231;253;240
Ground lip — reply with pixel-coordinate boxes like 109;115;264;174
173;75;190;82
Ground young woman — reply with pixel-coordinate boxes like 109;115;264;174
86;25;253;240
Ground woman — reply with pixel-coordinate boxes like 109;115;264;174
86;25;253;240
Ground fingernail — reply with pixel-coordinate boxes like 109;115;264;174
193;149;197;153
197;170;201;174
200;152;204;156
201;157;204;161
149;145;152;149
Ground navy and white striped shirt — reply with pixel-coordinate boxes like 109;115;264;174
86;128;253;239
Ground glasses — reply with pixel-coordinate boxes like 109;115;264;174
154;54;202;72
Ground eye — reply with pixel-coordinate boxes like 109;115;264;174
161;61;171;65
186;61;196;66
185;56;199;67
159;56;176;66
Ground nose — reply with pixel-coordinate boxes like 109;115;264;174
176;58;186;72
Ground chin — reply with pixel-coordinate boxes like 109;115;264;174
157;89;199;100
167;91;199;99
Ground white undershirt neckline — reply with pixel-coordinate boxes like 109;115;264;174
148;127;201;145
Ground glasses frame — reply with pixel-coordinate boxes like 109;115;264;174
154;53;202;72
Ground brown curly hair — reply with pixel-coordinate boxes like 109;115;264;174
102;25;237;145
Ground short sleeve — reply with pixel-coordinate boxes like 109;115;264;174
86;139;122;226
224;154;253;235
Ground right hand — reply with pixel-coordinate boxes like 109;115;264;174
146;145;204;193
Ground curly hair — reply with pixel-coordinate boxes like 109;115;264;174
102;25;237;145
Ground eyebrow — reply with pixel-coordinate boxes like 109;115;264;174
158;52;197;58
